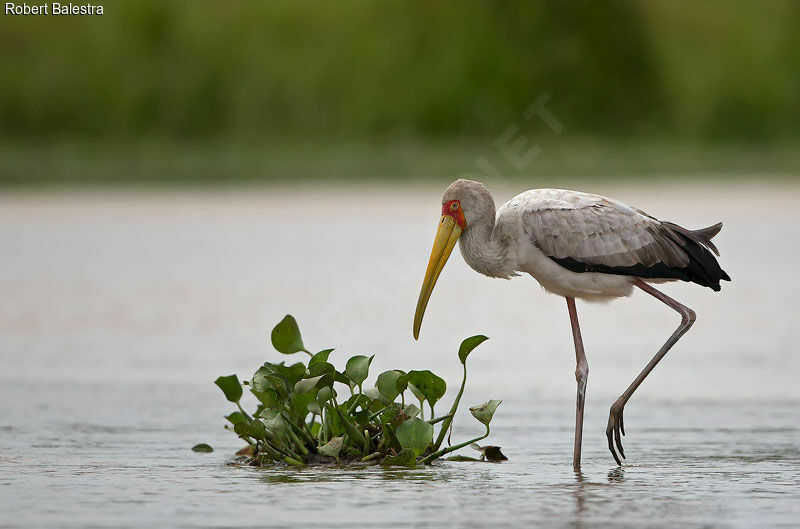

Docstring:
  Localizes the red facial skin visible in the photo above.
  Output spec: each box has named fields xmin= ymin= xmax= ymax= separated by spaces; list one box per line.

xmin=441 ymin=200 xmax=466 ymax=229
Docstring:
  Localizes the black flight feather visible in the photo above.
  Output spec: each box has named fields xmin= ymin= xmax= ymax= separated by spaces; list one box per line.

xmin=549 ymin=221 xmax=731 ymax=291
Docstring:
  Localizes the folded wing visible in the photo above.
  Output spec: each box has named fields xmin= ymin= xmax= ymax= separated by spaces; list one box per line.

xmin=522 ymin=194 xmax=730 ymax=291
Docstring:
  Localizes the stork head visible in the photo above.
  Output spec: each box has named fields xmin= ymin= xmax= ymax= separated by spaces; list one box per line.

xmin=441 ymin=178 xmax=494 ymax=227
xmin=413 ymin=179 xmax=492 ymax=339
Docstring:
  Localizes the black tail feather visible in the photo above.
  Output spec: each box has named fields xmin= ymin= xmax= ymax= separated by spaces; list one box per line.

xmin=548 ymin=220 xmax=731 ymax=291
xmin=662 ymin=221 xmax=730 ymax=290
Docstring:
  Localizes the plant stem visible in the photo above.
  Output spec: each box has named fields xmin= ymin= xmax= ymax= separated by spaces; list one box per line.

xmin=264 ymin=433 xmax=304 ymax=461
xmin=285 ymin=456 xmax=305 ymax=467
xmin=421 ymin=426 xmax=490 ymax=465
xmin=316 ymin=412 xmax=326 ymax=445
xmin=346 ymin=396 xmax=362 ymax=415
xmin=427 ymin=413 xmax=453 ymax=425
xmin=260 ymin=442 xmax=287 ymax=461
xmin=285 ymin=447 xmax=305 ymax=461
xmin=281 ymin=411 xmax=316 ymax=450
xmin=235 ymin=402 xmax=252 ymax=421
xmin=367 ymin=405 xmax=390 ymax=422
xmin=332 ymin=404 xmax=366 ymax=448
xmin=319 ymin=407 xmax=329 ymax=445
xmin=294 ymin=407 xmax=314 ymax=438
xmin=433 ymin=363 xmax=466 ymax=451
xmin=287 ymin=427 xmax=309 ymax=455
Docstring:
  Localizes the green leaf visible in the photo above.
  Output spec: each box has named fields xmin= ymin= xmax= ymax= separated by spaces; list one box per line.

xmin=376 ymin=370 xmax=405 ymax=401
xmin=402 ymin=403 xmax=420 ymax=419
xmin=317 ymin=385 xmax=337 ymax=403
xmin=381 ymin=423 xmax=402 ymax=453
xmin=251 ymin=365 xmax=294 ymax=398
xmin=345 ymin=355 xmax=374 ymax=386
xmin=334 ymin=370 xmax=351 ymax=386
xmin=271 ymin=315 xmax=305 ymax=354
xmin=346 ymin=393 xmax=372 ymax=408
xmin=333 ymin=406 xmax=366 ymax=448
xmin=250 ymin=366 xmax=277 ymax=393
xmin=446 ymin=455 xmax=481 ymax=462
xmin=309 ymin=348 xmax=334 ymax=366
xmin=225 ymin=411 xmax=248 ymax=425
xmin=191 ymin=443 xmax=213 ymax=453
xmin=352 ymin=409 xmax=371 ymax=426
xmin=291 ymin=389 xmax=317 ymax=420
xmin=249 ymin=419 xmax=268 ymax=441
xmin=407 ymin=370 xmax=447 ymax=408
xmin=214 ymin=374 xmax=243 ymax=403
xmin=395 ymin=373 xmax=409 ymax=395
xmin=309 ymin=421 xmax=321 ymax=437
xmin=363 ymin=386 xmax=389 ymax=404
xmin=458 ymin=335 xmax=489 ymax=365
xmin=381 ymin=448 xmax=417 ymax=468
xmin=251 ymin=388 xmax=280 ymax=409
xmin=308 ymin=361 xmax=333 ymax=376
xmin=260 ymin=409 xmax=289 ymax=440
xmin=345 ymin=393 xmax=373 ymax=414
xmin=380 ymin=406 xmax=400 ymax=424
xmin=409 ymin=383 xmax=425 ymax=403
xmin=308 ymin=361 xmax=335 ymax=387
xmin=233 ymin=419 xmax=267 ymax=442
xmin=469 ymin=399 xmax=502 ymax=426
xmin=271 ymin=362 xmax=307 ymax=387
xmin=295 ymin=375 xmax=325 ymax=394
xmin=319 ymin=436 xmax=344 ymax=459
xmin=395 ymin=417 xmax=433 ymax=457
xmin=233 ymin=421 xmax=251 ymax=438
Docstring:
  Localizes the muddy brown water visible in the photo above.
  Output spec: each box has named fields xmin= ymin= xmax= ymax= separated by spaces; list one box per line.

xmin=1 ymin=183 xmax=798 ymax=528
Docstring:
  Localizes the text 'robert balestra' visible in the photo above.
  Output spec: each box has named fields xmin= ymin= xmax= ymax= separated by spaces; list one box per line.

xmin=5 ymin=3 xmax=104 ymax=15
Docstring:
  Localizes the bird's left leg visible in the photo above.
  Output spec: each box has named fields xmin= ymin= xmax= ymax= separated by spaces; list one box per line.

xmin=566 ymin=297 xmax=588 ymax=471
xmin=606 ymin=278 xmax=696 ymax=465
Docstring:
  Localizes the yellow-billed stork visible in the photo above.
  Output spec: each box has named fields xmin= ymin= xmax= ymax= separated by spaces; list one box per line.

xmin=413 ymin=179 xmax=730 ymax=470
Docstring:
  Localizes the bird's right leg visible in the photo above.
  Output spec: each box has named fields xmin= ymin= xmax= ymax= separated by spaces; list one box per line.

xmin=606 ymin=278 xmax=696 ymax=465
xmin=566 ymin=296 xmax=588 ymax=471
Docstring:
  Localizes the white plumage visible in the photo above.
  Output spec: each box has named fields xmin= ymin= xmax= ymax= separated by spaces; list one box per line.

xmin=496 ymin=188 xmax=682 ymax=299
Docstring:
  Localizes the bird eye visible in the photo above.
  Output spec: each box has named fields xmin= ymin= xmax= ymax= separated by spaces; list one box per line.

xmin=451 ymin=202 xmax=460 ymax=211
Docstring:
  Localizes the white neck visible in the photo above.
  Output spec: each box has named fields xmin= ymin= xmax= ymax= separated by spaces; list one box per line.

xmin=458 ymin=211 xmax=512 ymax=279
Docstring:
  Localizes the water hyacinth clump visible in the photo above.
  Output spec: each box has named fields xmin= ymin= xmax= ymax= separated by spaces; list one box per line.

xmin=214 ymin=315 xmax=504 ymax=468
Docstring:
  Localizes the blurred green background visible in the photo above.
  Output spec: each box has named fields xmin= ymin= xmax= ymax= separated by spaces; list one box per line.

xmin=1 ymin=0 xmax=799 ymax=185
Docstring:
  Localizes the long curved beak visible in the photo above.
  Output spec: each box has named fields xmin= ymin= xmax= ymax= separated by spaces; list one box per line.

xmin=413 ymin=215 xmax=462 ymax=339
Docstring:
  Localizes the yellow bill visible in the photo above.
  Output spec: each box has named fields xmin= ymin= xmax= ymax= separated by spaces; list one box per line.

xmin=413 ymin=214 xmax=462 ymax=339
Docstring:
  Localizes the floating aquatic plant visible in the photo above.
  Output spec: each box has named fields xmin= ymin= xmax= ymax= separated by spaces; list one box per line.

xmin=214 ymin=315 xmax=504 ymax=468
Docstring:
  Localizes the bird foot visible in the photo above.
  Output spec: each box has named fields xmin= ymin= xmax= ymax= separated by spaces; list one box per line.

xmin=606 ymin=399 xmax=626 ymax=466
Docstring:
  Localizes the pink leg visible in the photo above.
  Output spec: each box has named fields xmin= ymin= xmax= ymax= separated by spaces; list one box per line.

xmin=566 ymin=297 xmax=588 ymax=471
xmin=606 ymin=278 xmax=696 ymax=465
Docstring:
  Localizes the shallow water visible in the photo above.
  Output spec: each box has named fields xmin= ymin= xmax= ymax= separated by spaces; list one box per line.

xmin=1 ymin=183 xmax=799 ymax=528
